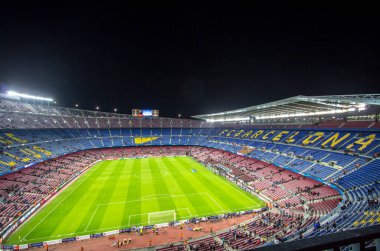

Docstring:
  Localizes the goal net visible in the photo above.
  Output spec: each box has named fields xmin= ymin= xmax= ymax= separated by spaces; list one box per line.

xmin=148 ymin=210 xmax=176 ymax=225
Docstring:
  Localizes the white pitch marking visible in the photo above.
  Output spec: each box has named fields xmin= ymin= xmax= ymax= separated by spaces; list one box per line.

xmin=22 ymin=168 xmax=94 ymax=241
xmin=205 ymin=193 xmax=225 ymax=212
xmin=100 ymin=192 xmax=208 ymax=206
xmin=22 ymin=203 xmax=261 ymax=243
xmin=84 ymin=204 xmax=100 ymax=231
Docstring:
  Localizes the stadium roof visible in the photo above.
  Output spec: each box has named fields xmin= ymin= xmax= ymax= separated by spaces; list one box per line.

xmin=192 ymin=94 xmax=380 ymax=122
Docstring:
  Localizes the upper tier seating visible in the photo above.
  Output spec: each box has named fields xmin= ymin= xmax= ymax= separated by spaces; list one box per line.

xmin=0 ymin=127 xmax=379 ymax=180
xmin=1 ymin=96 xmax=378 ymax=130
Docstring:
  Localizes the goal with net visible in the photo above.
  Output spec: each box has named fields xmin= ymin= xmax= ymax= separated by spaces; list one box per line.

xmin=148 ymin=210 xmax=177 ymax=225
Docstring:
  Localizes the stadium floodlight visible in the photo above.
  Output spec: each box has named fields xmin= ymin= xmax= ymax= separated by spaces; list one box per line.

xmin=75 ymin=104 xmax=79 ymax=108
xmin=207 ymin=117 xmax=250 ymax=122
xmin=7 ymin=91 xmax=53 ymax=102
xmin=255 ymin=107 xmax=364 ymax=120
xmin=96 ymin=106 xmax=100 ymax=110
xmin=114 ymin=108 xmax=118 ymax=112
xmin=358 ymin=103 xmax=366 ymax=111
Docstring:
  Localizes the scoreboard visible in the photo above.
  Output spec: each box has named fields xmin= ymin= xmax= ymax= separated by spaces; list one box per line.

xmin=132 ymin=109 xmax=159 ymax=117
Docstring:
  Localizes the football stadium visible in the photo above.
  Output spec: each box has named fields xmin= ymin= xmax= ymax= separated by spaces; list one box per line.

xmin=0 ymin=93 xmax=380 ymax=251
xmin=1 ymin=3 xmax=379 ymax=251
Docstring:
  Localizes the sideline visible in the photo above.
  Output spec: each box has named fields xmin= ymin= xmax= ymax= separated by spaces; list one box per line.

xmin=6 ymin=160 xmax=100 ymax=243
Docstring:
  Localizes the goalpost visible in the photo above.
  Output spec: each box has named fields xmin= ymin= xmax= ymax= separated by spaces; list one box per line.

xmin=148 ymin=210 xmax=177 ymax=225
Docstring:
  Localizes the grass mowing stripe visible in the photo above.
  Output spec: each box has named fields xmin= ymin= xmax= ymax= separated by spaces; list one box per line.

xmin=121 ymin=159 xmax=142 ymax=227
xmin=179 ymin=157 xmax=256 ymax=209
xmin=5 ymin=156 xmax=265 ymax=245
xmin=81 ymin=161 xmax=124 ymax=232
xmin=50 ymin=161 xmax=113 ymax=236
xmin=148 ymin=158 xmax=178 ymax=216
xmin=60 ymin=161 xmax=111 ymax=234
xmin=106 ymin=159 xmax=135 ymax=227
xmin=140 ymin=159 xmax=160 ymax=217
xmin=181 ymin=157 xmax=265 ymax=210
xmin=21 ymin=163 xmax=101 ymax=241
xmin=173 ymin=158 xmax=228 ymax=212
xmin=161 ymin=157 xmax=216 ymax=216
xmin=154 ymin=158 xmax=198 ymax=217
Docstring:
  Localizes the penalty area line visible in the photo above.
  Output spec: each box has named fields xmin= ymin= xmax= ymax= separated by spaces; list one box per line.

xmin=20 ymin=204 xmax=263 ymax=243
xmin=205 ymin=193 xmax=225 ymax=212
xmin=84 ymin=204 xmax=100 ymax=232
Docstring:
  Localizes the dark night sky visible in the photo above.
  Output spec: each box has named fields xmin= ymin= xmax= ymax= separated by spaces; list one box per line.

xmin=0 ymin=3 xmax=379 ymax=118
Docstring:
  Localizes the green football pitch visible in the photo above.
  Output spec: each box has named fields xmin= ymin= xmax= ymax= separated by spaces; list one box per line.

xmin=5 ymin=156 xmax=265 ymax=244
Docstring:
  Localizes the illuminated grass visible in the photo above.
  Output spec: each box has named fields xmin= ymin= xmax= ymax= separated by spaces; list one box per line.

xmin=5 ymin=156 xmax=265 ymax=244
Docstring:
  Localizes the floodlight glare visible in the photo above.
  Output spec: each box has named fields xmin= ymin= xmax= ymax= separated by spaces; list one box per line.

xmin=7 ymin=91 xmax=53 ymax=102
xmin=207 ymin=117 xmax=250 ymax=122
